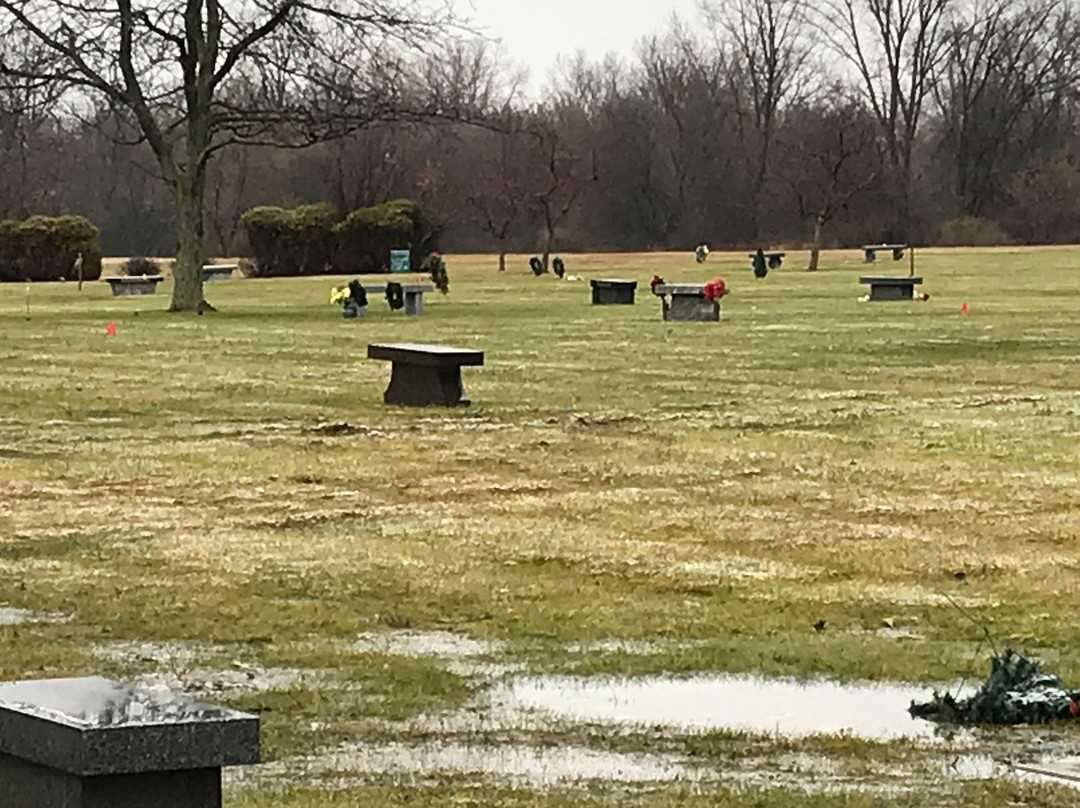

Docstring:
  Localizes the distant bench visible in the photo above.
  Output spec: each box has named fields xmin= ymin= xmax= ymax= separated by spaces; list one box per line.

xmin=860 ymin=275 xmax=923 ymax=300
xmin=862 ymin=244 xmax=907 ymax=263
xmin=749 ymin=251 xmax=785 ymax=269
xmin=362 ymin=282 xmax=434 ymax=315
xmin=105 ymin=276 xmax=164 ymax=296
xmin=367 ymin=342 xmax=484 ymax=406
xmin=202 ymin=264 xmax=237 ymax=281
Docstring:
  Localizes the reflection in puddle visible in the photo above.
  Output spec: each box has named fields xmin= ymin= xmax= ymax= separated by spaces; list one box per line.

xmin=488 ymin=674 xmax=966 ymax=741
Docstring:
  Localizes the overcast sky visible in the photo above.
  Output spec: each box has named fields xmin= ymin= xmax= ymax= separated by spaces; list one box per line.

xmin=453 ymin=0 xmax=702 ymax=92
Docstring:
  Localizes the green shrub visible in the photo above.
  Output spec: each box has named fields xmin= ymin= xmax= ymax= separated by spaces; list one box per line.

xmin=240 ymin=200 xmax=441 ymax=277
xmin=240 ymin=203 xmax=340 ymax=277
xmin=0 ymin=215 xmax=103 ymax=282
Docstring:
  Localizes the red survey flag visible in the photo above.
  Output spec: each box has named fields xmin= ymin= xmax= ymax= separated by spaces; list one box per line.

xmin=960 ymin=302 xmax=969 ymax=314
xmin=105 ymin=321 xmax=117 ymax=336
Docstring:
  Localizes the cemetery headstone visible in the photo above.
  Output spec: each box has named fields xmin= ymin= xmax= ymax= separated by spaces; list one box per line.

xmin=0 ymin=676 xmax=259 ymax=808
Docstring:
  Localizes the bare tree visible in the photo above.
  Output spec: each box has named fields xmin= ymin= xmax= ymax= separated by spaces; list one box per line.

xmin=701 ymin=0 xmax=811 ymax=239
xmin=0 ymin=0 xmax=452 ymax=311
xmin=934 ymin=0 xmax=1080 ymax=217
xmin=780 ymin=97 xmax=881 ymax=269
xmin=817 ymin=0 xmax=954 ymax=239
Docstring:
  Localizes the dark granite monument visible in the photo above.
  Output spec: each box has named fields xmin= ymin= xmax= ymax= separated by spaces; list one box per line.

xmin=859 ymin=275 xmax=924 ymax=300
xmin=590 ymin=279 xmax=637 ymax=305
xmin=367 ymin=343 xmax=484 ymax=406
xmin=653 ymin=283 xmax=720 ymax=321
xmin=105 ymin=276 xmax=164 ymax=296
xmin=0 ymin=676 xmax=259 ymax=808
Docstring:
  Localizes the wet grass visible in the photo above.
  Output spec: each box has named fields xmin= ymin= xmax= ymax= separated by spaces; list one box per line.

xmin=2 ymin=248 xmax=1080 ymax=803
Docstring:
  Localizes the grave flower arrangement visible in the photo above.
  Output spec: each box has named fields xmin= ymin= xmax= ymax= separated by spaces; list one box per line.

xmin=650 ymin=275 xmax=665 ymax=295
xmin=330 ymin=279 xmax=368 ymax=318
xmin=703 ymin=278 xmax=728 ymax=300
xmin=422 ymin=252 xmax=449 ymax=294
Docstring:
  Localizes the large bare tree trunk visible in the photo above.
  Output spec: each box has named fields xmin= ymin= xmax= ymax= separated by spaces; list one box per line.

xmin=170 ymin=178 xmax=209 ymax=312
xmin=808 ymin=213 xmax=824 ymax=270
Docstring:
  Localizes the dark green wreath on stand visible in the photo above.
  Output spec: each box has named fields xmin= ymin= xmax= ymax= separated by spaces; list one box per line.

xmin=386 ymin=281 xmax=405 ymax=310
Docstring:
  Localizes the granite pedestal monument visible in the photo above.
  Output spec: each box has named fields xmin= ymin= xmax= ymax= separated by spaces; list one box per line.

xmin=590 ymin=279 xmax=637 ymax=305
xmin=859 ymin=275 xmax=923 ymax=300
xmin=368 ymin=343 xmax=484 ymax=406
xmin=653 ymin=283 xmax=720 ymax=321
xmin=0 ymin=676 xmax=259 ymax=808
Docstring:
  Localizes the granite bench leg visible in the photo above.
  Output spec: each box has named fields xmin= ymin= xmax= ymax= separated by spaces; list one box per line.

xmin=0 ymin=753 xmax=221 ymax=808
xmin=869 ymin=283 xmax=914 ymax=300
xmin=384 ymin=362 xmax=469 ymax=406
xmin=404 ymin=291 xmax=424 ymax=315
xmin=864 ymin=250 xmax=876 ymax=263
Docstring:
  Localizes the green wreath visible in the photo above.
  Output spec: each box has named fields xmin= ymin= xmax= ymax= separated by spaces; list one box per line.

xmin=386 ymin=281 xmax=405 ymax=310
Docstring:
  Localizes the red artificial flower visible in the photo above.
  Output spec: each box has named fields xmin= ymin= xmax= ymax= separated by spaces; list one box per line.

xmin=703 ymin=278 xmax=728 ymax=301
xmin=1070 ymin=698 xmax=1079 ymax=717
xmin=650 ymin=275 xmax=665 ymax=295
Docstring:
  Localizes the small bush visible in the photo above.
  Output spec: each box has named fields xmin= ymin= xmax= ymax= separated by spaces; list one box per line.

xmin=0 ymin=215 xmax=103 ymax=282
xmin=122 ymin=256 xmax=161 ymax=276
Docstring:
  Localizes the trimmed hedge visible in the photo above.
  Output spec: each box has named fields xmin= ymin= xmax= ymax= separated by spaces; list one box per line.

xmin=240 ymin=203 xmax=338 ymax=277
xmin=0 ymin=215 xmax=103 ymax=282
xmin=241 ymin=200 xmax=440 ymax=277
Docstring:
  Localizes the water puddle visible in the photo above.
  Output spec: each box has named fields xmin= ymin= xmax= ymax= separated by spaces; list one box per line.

xmin=486 ymin=674 xmax=964 ymax=741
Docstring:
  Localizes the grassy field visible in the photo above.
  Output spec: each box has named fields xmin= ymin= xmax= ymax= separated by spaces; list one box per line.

xmin=1 ymin=248 xmax=1079 ymax=805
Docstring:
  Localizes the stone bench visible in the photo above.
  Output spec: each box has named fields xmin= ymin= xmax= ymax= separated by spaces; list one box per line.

xmin=749 ymin=251 xmax=785 ymax=269
xmin=105 ymin=276 xmax=164 ymax=296
xmin=590 ymin=279 xmax=637 ymax=305
xmin=202 ymin=264 xmax=237 ymax=282
xmin=362 ymin=283 xmax=434 ymax=315
xmin=654 ymin=283 xmax=720 ymax=321
xmin=0 ymin=675 xmax=259 ymax=808
xmin=368 ymin=343 xmax=484 ymax=406
xmin=862 ymin=244 xmax=907 ymax=263
xmin=859 ymin=275 xmax=923 ymax=300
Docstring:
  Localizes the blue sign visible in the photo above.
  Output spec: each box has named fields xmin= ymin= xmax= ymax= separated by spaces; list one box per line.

xmin=390 ymin=250 xmax=411 ymax=273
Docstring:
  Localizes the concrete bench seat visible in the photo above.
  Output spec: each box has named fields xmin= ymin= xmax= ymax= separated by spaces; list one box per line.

xmin=862 ymin=244 xmax=907 ymax=262
xmin=590 ymin=279 xmax=637 ymax=304
xmin=859 ymin=275 xmax=923 ymax=300
xmin=653 ymin=283 xmax=720 ymax=321
xmin=368 ymin=342 xmax=484 ymax=406
xmin=0 ymin=676 xmax=259 ymax=808
xmin=749 ymin=251 xmax=785 ymax=269
xmin=202 ymin=264 xmax=237 ymax=281
xmin=361 ymin=282 xmax=434 ymax=315
xmin=104 ymin=276 xmax=164 ymax=296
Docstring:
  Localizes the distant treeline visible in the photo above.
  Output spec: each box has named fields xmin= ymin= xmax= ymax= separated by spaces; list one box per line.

xmin=2 ymin=2 xmax=1079 ymax=262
